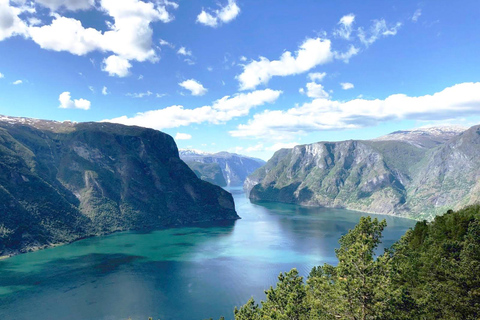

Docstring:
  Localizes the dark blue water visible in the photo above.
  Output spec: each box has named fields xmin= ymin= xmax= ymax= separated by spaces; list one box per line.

xmin=0 ymin=188 xmax=415 ymax=320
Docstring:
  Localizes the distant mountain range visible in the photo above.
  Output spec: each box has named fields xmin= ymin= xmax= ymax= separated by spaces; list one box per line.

xmin=179 ymin=149 xmax=265 ymax=187
xmin=0 ymin=115 xmax=237 ymax=257
xmin=245 ymin=125 xmax=480 ymax=220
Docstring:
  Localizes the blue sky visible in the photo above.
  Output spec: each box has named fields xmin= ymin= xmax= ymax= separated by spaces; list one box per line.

xmin=1 ymin=0 xmax=480 ymax=160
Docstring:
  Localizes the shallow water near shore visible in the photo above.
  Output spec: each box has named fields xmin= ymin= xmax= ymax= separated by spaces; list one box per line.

xmin=0 ymin=188 xmax=415 ymax=320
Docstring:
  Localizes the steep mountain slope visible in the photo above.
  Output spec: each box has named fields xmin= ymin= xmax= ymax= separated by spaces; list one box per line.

xmin=406 ymin=125 xmax=480 ymax=218
xmin=183 ymin=161 xmax=227 ymax=187
xmin=245 ymin=125 xmax=478 ymax=219
xmin=0 ymin=116 xmax=238 ymax=256
xmin=179 ymin=150 xmax=265 ymax=186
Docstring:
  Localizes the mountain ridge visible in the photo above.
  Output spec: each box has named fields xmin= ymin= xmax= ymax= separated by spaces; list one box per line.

xmin=180 ymin=149 xmax=265 ymax=187
xmin=0 ymin=115 xmax=238 ymax=257
xmin=245 ymin=125 xmax=479 ymax=220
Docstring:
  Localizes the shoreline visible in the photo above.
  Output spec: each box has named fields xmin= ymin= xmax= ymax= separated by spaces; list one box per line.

xmin=0 ymin=216 xmax=239 ymax=261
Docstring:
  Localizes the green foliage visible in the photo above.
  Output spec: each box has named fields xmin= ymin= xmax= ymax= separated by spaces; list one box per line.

xmin=232 ymin=207 xmax=480 ymax=320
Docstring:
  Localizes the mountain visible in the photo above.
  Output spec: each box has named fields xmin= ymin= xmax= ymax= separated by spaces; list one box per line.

xmin=0 ymin=115 xmax=238 ymax=257
xmin=179 ymin=150 xmax=265 ymax=187
xmin=183 ymin=161 xmax=227 ymax=187
xmin=245 ymin=125 xmax=478 ymax=219
xmin=374 ymin=125 xmax=466 ymax=148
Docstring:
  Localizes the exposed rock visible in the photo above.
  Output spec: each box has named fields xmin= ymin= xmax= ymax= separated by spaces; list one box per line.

xmin=0 ymin=116 xmax=238 ymax=257
xmin=180 ymin=150 xmax=265 ymax=186
xmin=246 ymin=125 xmax=480 ymax=220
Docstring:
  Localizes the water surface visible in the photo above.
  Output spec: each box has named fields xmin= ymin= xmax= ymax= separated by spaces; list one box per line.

xmin=0 ymin=188 xmax=415 ymax=320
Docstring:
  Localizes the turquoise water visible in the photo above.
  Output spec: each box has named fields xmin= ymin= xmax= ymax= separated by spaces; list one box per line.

xmin=0 ymin=188 xmax=415 ymax=320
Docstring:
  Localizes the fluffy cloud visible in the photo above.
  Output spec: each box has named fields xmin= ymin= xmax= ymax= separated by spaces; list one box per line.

xmin=333 ymin=13 xmax=355 ymax=40
xmin=230 ymin=82 xmax=480 ymax=140
xmin=35 ymin=0 xmax=94 ymax=11
xmin=300 ymin=82 xmax=329 ymax=99
xmin=8 ymin=0 xmax=177 ymax=76
xmin=340 ymin=82 xmax=354 ymax=90
xmin=177 ymin=46 xmax=191 ymax=56
xmin=12 ymin=79 xmax=22 ymax=85
xmin=174 ymin=132 xmax=192 ymax=140
xmin=0 ymin=0 xmax=28 ymax=41
xmin=308 ymin=72 xmax=327 ymax=82
xmin=58 ymin=91 xmax=91 ymax=110
xmin=197 ymin=0 xmax=240 ymax=28
xmin=358 ymin=19 xmax=402 ymax=46
xmin=102 ymin=55 xmax=132 ymax=77
xmin=237 ymin=37 xmax=333 ymax=90
xmin=179 ymin=79 xmax=207 ymax=96
xmin=0 ymin=72 xmax=4 ymax=78
xmin=102 ymin=86 xmax=108 ymax=95
xmin=105 ymin=89 xmax=282 ymax=130
xmin=300 ymin=72 xmax=329 ymax=99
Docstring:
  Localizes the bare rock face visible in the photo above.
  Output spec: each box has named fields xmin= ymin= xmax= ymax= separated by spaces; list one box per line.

xmin=0 ymin=116 xmax=238 ymax=256
xmin=245 ymin=125 xmax=480 ymax=220
xmin=179 ymin=150 xmax=265 ymax=187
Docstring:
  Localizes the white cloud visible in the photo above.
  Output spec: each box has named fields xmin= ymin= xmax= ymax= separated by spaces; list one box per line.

xmin=159 ymin=38 xmax=174 ymax=48
xmin=308 ymin=72 xmax=327 ymax=82
xmin=177 ymin=46 xmax=192 ymax=56
xmin=340 ymin=82 xmax=354 ymax=90
xmin=22 ymin=0 xmax=177 ymax=75
xmin=266 ymin=142 xmax=300 ymax=151
xmin=358 ymin=19 xmax=402 ymax=46
xmin=102 ymin=86 xmax=109 ymax=95
xmin=231 ymin=82 xmax=480 ymax=140
xmin=237 ymin=37 xmax=333 ymax=90
xmin=102 ymin=55 xmax=132 ymax=77
xmin=126 ymin=90 xmax=153 ymax=98
xmin=88 ymin=86 xmax=94 ymax=93
xmin=105 ymin=89 xmax=282 ymax=130
xmin=58 ymin=91 xmax=91 ymax=110
xmin=196 ymin=0 xmax=240 ymax=28
xmin=243 ymin=141 xmax=300 ymax=153
xmin=333 ymin=13 xmax=355 ymax=40
xmin=300 ymin=82 xmax=329 ymax=99
xmin=0 ymin=1 xmax=28 ymax=41
xmin=12 ymin=79 xmax=22 ymax=85
xmin=0 ymin=72 xmax=4 ymax=78
xmin=412 ymin=9 xmax=422 ymax=22
xmin=175 ymin=132 xmax=192 ymax=140
xmin=35 ymin=0 xmax=94 ymax=11
xmin=179 ymin=79 xmax=207 ymax=96
xmin=300 ymin=72 xmax=329 ymax=99
xmin=334 ymin=45 xmax=360 ymax=63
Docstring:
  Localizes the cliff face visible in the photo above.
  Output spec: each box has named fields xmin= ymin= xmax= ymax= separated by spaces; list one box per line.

xmin=180 ymin=150 xmax=265 ymax=187
xmin=246 ymin=126 xmax=480 ymax=220
xmin=406 ymin=125 xmax=480 ymax=218
xmin=0 ymin=116 xmax=237 ymax=256
xmin=183 ymin=161 xmax=227 ymax=187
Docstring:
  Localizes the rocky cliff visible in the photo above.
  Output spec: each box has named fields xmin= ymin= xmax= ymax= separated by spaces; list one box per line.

xmin=0 ymin=116 xmax=238 ymax=257
xmin=179 ymin=150 xmax=265 ymax=187
xmin=246 ymin=126 xmax=479 ymax=220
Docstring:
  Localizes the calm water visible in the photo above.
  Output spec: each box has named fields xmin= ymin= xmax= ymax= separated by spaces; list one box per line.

xmin=0 ymin=188 xmax=415 ymax=320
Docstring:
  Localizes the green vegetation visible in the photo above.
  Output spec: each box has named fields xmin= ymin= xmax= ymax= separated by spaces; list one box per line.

xmin=247 ymin=125 xmax=480 ymax=220
xmin=228 ymin=205 xmax=480 ymax=319
xmin=0 ymin=119 xmax=238 ymax=257
xmin=185 ymin=161 xmax=227 ymax=187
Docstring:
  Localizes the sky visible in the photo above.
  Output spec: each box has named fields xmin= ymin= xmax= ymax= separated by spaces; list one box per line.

xmin=1 ymin=0 xmax=480 ymax=160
